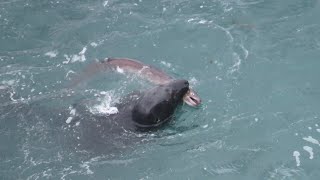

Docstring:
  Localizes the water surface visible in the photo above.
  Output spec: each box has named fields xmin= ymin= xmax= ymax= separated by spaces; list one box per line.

xmin=1 ymin=0 xmax=320 ymax=179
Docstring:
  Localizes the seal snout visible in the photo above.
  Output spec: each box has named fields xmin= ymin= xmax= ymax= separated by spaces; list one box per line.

xmin=172 ymin=79 xmax=201 ymax=107
xmin=183 ymin=90 xmax=201 ymax=107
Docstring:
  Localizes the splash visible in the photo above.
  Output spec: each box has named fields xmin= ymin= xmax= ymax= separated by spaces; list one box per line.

xmin=116 ymin=66 xmax=125 ymax=74
xmin=63 ymin=46 xmax=87 ymax=64
xmin=80 ymin=162 xmax=93 ymax=175
xmin=293 ymin=151 xmax=300 ymax=167
xmin=71 ymin=46 xmax=87 ymax=63
xmin=302 ymin=136 xmax=320 ymax=146
xmin=90 ymin=42 xmax=98 ymax=47
xmin=1 ymin=79 xmax=16 ymax=86
xmin=44 ymin=51 xmax=58 ymax=58
xmin=65 ymin=107 xmax=77 ymax=124
xmin=160 ymin=61 xmax=172 ymax=68
xmin=89 ymin=91 xmax=119 ymax=115
xmin=103 ymin=1 xmax=108 ymax=7
xmin=303 ymin=146 xmax=314 ymax=159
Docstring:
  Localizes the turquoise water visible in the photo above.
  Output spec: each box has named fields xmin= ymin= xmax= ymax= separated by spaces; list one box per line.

xmin=1 ymin=0 xmax=320 ymax=179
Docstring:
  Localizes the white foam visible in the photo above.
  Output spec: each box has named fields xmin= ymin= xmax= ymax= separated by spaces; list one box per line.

xmin=71 ymin=54 xmax=85 ymax=63
xmin=64 ymin=46 xmax=87 ymax=63
xmin=210 ymin=167 xmax=237 ymax=174
xmin=303 ymin=136 xmax=320 ymax=146
xmin=303 ymin=146 xmax=314 ymax=159
xmin=116 ymin=66 xmax=124 ymax=74
xmin=187 ymin=18 xmax=196 ymax=23
xmin=66 ymin=117 xmax=73 ymax=124
xmin=317 ymin=129 xmax=320 ymax=133
xmin=90 ymin=42 xmax=98 ymax=47
xmin=138 ymin=66 xmax=150 ymax=74
xmin=9 ymin=92 xmax=16 ymax=101
xmin=79 ymin=46 xmax=87 ymax=55
xmin=160 ymin=61 xmax=172 ymax=68
xmin=65 ymin=70 xmax=75 ymax=78
xmin=268 ymin=165 xmax=301 ymax=178
xmin=228 ymin=52 xmax=242 ymax=74
xmin=254 ymin=118 xmax=259 ymax=122
xmin=189 ymin=77 xmax=199 ymax=86
xmin=103 ymin=1 xmax=108 ymax=7
xmin=62 ymin=55 xmax=71 ymax=64
xmin=198 ymin=19 xmax=207 ymax=24
xmin=44 ymin=51 xmax=58 ymax=58
xmin=162 ymin=7 xmax=166 ymax=12
xmin=105 ymin=107 xmax=118 ymax=114
xmin=100 ymin=91 xmax=108 ymax=95
xmin=293 ymin=151 xmax=300 ymax=167
xmin=1 ymin=80 xmax=15 ymax=86
xmin=240 ymin=44 xmax=249 ymax=59
xmin=80 ymin=162 xmax=94 ymax=175
xmin=308 ymin=127 xmax=312 ymax=130
xmin=70 ymin=108 xmax=76 ymax=116
xmin=89 ymin=92 xmax=119 ymax=115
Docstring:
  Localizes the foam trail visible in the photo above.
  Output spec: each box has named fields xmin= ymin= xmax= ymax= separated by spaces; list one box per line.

xmin=302 ymin=136 xmax=320 ymax=146
xmin=44 ymin=51 xmax=58 ymax=58
xmin=293 ymin=151 xmax=300 ymax=167
xmin=303 ymin=146 xmax=314 ymax=159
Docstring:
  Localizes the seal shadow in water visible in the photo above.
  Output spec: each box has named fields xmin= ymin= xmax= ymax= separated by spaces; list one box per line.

xmin=0 ymin=79 xmax=190 ymax=156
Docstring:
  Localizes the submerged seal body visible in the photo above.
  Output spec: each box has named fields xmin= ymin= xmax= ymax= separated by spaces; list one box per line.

xmin=66 ymin=79 xmax=190 ymax=153
xmin=0 ymin=80 xmax=190 ymax=155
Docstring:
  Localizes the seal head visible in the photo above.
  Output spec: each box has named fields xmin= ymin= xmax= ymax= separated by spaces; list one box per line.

xmin=132 ymin=79 xmax=189 ymax=128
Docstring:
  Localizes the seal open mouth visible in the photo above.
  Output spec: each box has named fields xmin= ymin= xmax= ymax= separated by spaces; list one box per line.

xmin=183 ymin=89 xmax=201 ymax=107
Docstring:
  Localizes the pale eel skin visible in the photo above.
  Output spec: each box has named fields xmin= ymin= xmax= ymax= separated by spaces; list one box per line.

xmin=72 ymin=58 xmax=201 ymax=107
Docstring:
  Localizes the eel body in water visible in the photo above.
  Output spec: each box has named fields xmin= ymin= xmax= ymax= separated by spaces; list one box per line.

xmin=72 ymin=58 xmax=201 ymax=107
